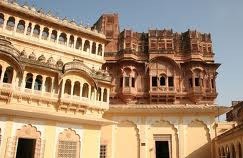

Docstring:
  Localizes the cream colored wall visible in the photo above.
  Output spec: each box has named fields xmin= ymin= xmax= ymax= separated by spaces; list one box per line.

xmin=101 ymin=114 xmax=215 ymax=158
xmin=0 ymin=116 xmax=102 ymax=158
xmin=115 ymin=121 xmax=140 ymax=158
xmin=81 ymin=125 xmax=101 ymax=158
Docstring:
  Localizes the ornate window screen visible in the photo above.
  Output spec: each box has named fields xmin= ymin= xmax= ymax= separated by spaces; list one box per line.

xmin=100 ymin=145 xmax=107 ymax=158
xmin=57 ymin=129 xmax=80 ymax=158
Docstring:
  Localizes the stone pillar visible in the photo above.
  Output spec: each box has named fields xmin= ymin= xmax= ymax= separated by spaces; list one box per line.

xmin=14 ymin=18 xmax=20 ymax=33
xmin=24 ymin=21 xmax=30 ymax=35
xmin=3 ymin=14 xmax=10 ymax=30
xmin=66 ymin=33 xmax=70 ymax=47
xmin=31 ymin=74 xmax=37 ymax=92
xmin=0 ymin=66 xmax=6 ymax=83
xmin=88 ymin=85 xmax=91 ymax=99
xmin=30 ymin=23 xmax=36 ymax=37
xmin=139 ymin=120 xmax=148 ymax=158
xmin=102 ymin=44 xmax=105 ymax=57
xmin=41 ymin=75 xmax=47 ymax=95
xmin=51 ymin=77 xmax=54 ymax=97
xmin=101 ymin=87 xmax=104 ymax=102
xmin=96 ymin=43 xmax=99 ymax=56
xmin=80 ymin=83 xmax=83 ymax=99
xmin=90 ymin=41 xmax=93 ymax=55
xmin=61 ymin=79 xmax=66 ymax=97
xmin=56 ymin=31 xmax=61 ymax=44
xmin=73 ymin=36 xmax=77 ymax=49
xmin=82 ymin=38 xmax=86 ymax=51
xmin=11 ymin=70 xmax=17 ymax=87
xmin=39 ymin=25 xmax=44 ymax=39
xmin=107 ymin=89 xmax=110 ymax=103
xmin=94 ymin=89 xmax=97 ymax=101
xmin=21 ymin=71 xmax=28 ymax=91
xmin=48 ymin=28 xmax=53 ymax=41
xmin=70 ymin=81 xmax=74 ymax=98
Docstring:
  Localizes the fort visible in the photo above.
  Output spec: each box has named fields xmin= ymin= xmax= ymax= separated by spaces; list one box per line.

xmin=0 ymin=1 xmax=242 ymax=158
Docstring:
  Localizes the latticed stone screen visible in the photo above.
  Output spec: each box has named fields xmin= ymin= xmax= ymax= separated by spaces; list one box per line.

xmin=100 ymin=145 xmax=107 ymax=158
xmin=57 ymin=140 xmax=78 ymax=158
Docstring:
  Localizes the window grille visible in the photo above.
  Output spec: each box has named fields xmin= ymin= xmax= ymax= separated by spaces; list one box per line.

xmin=57 ymin=141 xmax=78 ymax=158
xmin=100 ymin=145 xmax=107 ymax=158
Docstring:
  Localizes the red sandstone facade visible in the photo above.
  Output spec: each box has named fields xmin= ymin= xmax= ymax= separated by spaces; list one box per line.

xmin=93 ymin=14 xmax=219 ymax=105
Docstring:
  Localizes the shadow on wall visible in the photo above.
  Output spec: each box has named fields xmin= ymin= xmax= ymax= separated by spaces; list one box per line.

xmin=186 ymin=142 xmax=211 ymax=158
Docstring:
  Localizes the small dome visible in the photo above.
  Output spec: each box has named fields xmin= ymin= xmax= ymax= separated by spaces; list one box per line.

xmin=29 ymin=52 xmax=36 ymax=60
xmin=47 ymin=57 xmax=55 ymax=65
xmin=20 ymin=49 xmax=27 ymax=58
xmin=38 ymin=54 xmax=46 ymax=63
xmin=56 ymin=59 xmax=64 ymax=67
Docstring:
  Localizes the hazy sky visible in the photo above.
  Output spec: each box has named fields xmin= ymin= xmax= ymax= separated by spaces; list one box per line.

xmin=18 ymin=0 xmax=243 ymax=106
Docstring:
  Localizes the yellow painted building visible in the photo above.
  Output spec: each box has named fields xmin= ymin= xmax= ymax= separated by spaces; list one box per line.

xmin=0 ymin=1 xmax=231 ymax=158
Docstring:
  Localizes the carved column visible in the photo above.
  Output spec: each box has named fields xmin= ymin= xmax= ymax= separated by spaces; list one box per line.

xmin=95 ymin=43 xmax=99 ymax=56
xmin=79 ymin=83 xmax=83 ymax=99
xmin=94 ymin=88 xmax=97 ymax=101
xmin=82 ymin=38 xmax=86 ymax=51
xmin=21 ymin=71 xmax=28 ymax=91
xmin=14 ymin=17 xmax=20 ymax=33
xmin=48 ymin=28 xmax=53 ymax=41
xmin=102 ymin=44 xmax=105 ymax=57
xmin=31 ymin=74 xmax=37 ymax=92
xmin=88 ymin=85 xmax=91 ymax=100
xmin=24 ymin=21 xmax=30 ymax=35
xmin=70 ymin=81 xmax=74 ymax=98
xmin=30 ymin=23 xmax=36 ymax=37
xmin=61 ymin=79 xmax=66 ymax=97
xmin=100 ymin=87 xmax=104 ymax=102
xmin=3 ymin=14 xmax=10 ymax=30
xmin=66 ymin=33 xmax=70 ymax=47
xmin=51 ymin=77 xmax=54 ymax=97
xmin=39 ymin=25 xmax=44 ymax=39
xmin=0 ymin=66 xmax=6 ymax=83
xmin=73 ymin=36 xmax=77 ymax=49
xmin=107 ymin=89 xmax=110 ymax=103
xmin=56 ymin=31 xmax=61 ymax=44
xmin=11 ymin=70 xmax=17 ymax=87
xmin=41 ymin=75 xmax=47 ymax=95
xmin=90 ymin=41 xmax=93 ymax=55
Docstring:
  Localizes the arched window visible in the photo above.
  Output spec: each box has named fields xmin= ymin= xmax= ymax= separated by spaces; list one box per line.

xmin=96 ymin=87 xmax=101 ymax=101
xmin=6 ymin=16 xmax=15 ymax=30
xmin=25 ymin=73 xmax=33 ymax=89
xmin=34 ymin=75 xmax=42 ymax=91
xmin=98 ymin=44 xmax=102 ymax=56
xmin=51 ymin=30 xmax=57 ymax=42
xmin=83 ymin=40 xmax=90 ymax=52
xmin=82 ymin=83 xmax=89 ymax=98
xmin=160 ymin=76 xmax=166 ymax=86
xmin=33 ymin=25 xmax=40 ymax=37
xmin=45 ymin=77 xmax=52 ymax=92
xmin=64 ymin=79 xmax=71 ymax=95
xmin=59 ymin=33 xmax=67 ymax=45
xmin=3 ymin=66 xmax=13 ymax=83
xmin=73 ymin=81 xmax=80 ymax=96
xmin=16 ymin=20 xmax=25 ymax=33
xmin=41 ymin=27 xmax=49 ymax=40
xmin=91 ymin=42 xmax=96 ymax=54
xmin=75 ymin=37 xmax=82 ymax=50
xmin=69 ymin=35 xmax=74 ymax=47
xmin=57 ymin=129 xmax=80 ymax=158
xmin=0 ymin=13 xmax=4 ymax=26
xmin=26 ymin=23 xmax=32 ymax=35
xmin=103 ymin=88 xmax=107 ymax=102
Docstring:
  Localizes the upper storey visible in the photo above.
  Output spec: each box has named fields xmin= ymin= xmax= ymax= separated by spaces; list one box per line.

xmin=93 ymin=14 xmax=214 ymax=63
xmin=0 ymin=1 xmax=107 ymax=69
